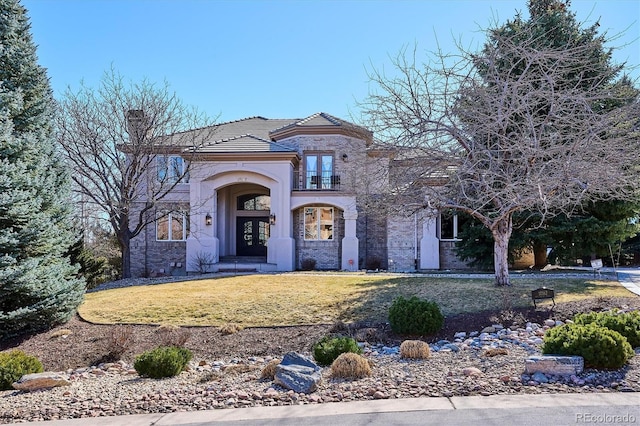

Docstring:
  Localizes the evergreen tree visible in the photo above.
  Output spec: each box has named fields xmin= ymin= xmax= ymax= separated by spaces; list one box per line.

xmin=0 ymin=0 xmax=84 ymax=340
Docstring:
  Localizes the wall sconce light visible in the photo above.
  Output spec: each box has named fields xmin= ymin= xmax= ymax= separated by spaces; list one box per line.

xmin=205 ymin=213 xmax=212 ymax=226
xmin=342 ymin=153 xmax=348 ymax=162
xmin=269 ymin=213 xmax=276 ymax=225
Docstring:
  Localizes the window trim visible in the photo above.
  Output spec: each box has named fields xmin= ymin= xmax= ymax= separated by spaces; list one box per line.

xmin=304 ymin=206 xmax=334 ymax=241
xmin=156 ymin=211 xmax=188 ymax=242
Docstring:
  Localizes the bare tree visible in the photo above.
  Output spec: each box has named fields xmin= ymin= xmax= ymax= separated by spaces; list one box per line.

xmin=360 ymin=2 xmax=640 ymax=286
xmin=56 ymin=68 xmax=216 ymax=278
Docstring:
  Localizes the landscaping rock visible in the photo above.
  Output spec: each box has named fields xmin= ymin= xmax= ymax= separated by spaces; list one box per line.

xmin=525 ymin=355 xmax=584 ymax=376
xmin=274 ymin=352 xmax=322 ymax=394
xmin=12 ymin=372 xmax=71 ymax=391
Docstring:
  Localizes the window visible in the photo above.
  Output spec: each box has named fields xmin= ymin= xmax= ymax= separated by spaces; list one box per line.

xmin=157 ymin=156 xmax=188 ymax=183
xmin=304 ymin=207 xmax=333 ymax=240
xmin=156 ymin=212 xmax=188 ymax=241
xmin=438 ymin=210 xmax=460 ymax=240
xmin=237 ymin=194 xmax=270 ymax=211
xmin=305 ymin=153 xmax=333 ymax=189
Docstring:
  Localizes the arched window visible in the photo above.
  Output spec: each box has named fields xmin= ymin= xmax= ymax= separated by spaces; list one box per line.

xmin=237 ymin=194 xmax=270 ymax=211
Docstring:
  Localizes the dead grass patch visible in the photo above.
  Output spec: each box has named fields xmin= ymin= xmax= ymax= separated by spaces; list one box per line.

xmin=78 ymin=273 xmax=632 ymax=327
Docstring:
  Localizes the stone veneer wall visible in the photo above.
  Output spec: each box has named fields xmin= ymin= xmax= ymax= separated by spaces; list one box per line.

xmin=357 ymin=208 xmax=388 ymax=270
xmin=439 ymin=241 xmax=473 ymax=270
xmin=386 ymin=215 xmax=418 ymax=272
xmin=293 ymin=206 xmax=343 ymax=270
xmin=274 ymin=134 xmax=368 ymax=196
xmin=129 ymin=202 xmax=189 ymax=278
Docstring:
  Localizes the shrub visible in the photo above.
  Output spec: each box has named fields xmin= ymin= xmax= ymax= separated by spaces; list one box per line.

xmin=101 ymin=325 xmax=135 ymax=362
xmin=574 ymin=311 xmax=640 ymax=348
xmin=330 ymin=353 xmax=372 ymax=379
xmin=0 ymin=350 xmax=44 ymax=390
xmin=260 ymin=359 xmax=281 ymax=380
xmin=542 ymin=323 xmax=634 ymax=369
xmin=399 ymin=340 xmax=431 ymax=359
xmin=219 ymin=323 xmax=243 ymax=336
xmin=301 ymin=258 xmax=316 ymax=271
xmin=134 ymin=346 xmax=193 ymax=379
xmin=313 ymin=336 xmax=362 ymax=366
xmin=388 ymin=296 xmax=444 ymax=336
xmin=156 ymin=324 xmax=192 ymax=347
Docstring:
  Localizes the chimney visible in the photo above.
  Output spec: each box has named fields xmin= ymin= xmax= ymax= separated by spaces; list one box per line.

xmin=126 ymin=109 xmax=148 ymax=142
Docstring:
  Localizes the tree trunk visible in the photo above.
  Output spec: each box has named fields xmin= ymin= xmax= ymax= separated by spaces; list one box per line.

xmin=492 ymin=216 xmax=513 ymax=286
xmin=118 ymin=232 xmax=132 ymax=279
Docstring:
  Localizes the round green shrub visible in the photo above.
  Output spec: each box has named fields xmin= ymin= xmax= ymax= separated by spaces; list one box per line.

xmin=0 ymin=350 xmax=44 ymax=390
xmin=388 ymin=296 xmax=444 ymax=336
xmin=574 ymin=310 xmax=640 ymax=348
xmin=134 ymin=346 xmax=193 ymax=379
xmin=542 ymin=323 xmax=634 ymax=369
xmin=313 ymin=336 xmax=362 ymax=366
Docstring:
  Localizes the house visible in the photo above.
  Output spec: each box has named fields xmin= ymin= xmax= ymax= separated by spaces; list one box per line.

xmin=129 ymin=112 xmax=481 ymax=278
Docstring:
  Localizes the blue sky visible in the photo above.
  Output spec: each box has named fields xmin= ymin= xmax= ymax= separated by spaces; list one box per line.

xmin=23 ymin=0 xmax=640 ymax=124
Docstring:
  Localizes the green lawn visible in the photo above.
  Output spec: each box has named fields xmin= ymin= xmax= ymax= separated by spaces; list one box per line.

xmin=78 ymin=273 xmax=634 ymax=326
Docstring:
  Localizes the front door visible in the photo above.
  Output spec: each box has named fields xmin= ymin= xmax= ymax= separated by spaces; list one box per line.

xmin=236 ymin=217 xmax=269 ymax=257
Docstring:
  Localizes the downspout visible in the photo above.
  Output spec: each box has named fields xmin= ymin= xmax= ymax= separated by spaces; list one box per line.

xmin=414 ymin=212 xmax=418 ymax=270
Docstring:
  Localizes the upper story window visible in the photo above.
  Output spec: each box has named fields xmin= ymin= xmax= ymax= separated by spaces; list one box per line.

xmin=305 ymin=153 xmax=334 ymax=189
xmin=237 ymin=194 xmax=270 ymax=211
xmin=157 ymin=155 xmax=188 ymax=183
xmin=304 ymin=207 xmax=334 ymax=240
xmin=156 ymin=212 xmax=188 ymax=241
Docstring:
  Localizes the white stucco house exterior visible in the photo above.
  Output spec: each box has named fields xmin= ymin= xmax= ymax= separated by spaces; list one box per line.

xmin=129 ymin=112 xmax=477 ymax=278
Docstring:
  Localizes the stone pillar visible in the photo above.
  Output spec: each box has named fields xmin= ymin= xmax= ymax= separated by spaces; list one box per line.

xmin=186 ymin=185 xmax=219 ymax=273
xmin=420 ymin=216 xmax=440 ymax=269
xmin=267 ymin=177 xmax=295 ymax=271
xmin=341 ymin=210 xmax=359 ymax=271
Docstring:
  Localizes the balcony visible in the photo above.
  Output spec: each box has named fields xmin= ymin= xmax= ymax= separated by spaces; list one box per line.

xmin=293 ymin=171 xmax=341 ymax=191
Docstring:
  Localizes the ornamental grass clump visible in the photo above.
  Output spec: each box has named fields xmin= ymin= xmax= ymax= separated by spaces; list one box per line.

xmin=542 ymin=323 xmax=634 ymax=369
xmin=134 ymin=346 xmax=193 ymax=379
xmin=0 ymin=350 xmax=43 ymax=390
xmin=388 ymin=296 xmax=444 ymax=336
xmin=313 ymin=336 xmax=362 ymax=366
xmin=399 ymin=340 xmax=431 ymax=359
xmin=573 ymin=310 xmax=640 ymax=348
xmin=260 ymin=359 xmax=281 ymax=380
xmin=330 ymin=352 xmax=372 ymax=379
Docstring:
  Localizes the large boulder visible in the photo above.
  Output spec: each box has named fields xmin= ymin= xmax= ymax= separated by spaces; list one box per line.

xmin=525 ymin=355 xmax=584 ymax=376
xmin=274 ymin=352 xmax=322 ymax=394
xmin=12 ymin=372 xmax=71 ymax=391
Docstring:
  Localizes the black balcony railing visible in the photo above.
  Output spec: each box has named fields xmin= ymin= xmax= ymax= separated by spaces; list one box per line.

xmin=293 ymin=171 xmax=341 ymax=190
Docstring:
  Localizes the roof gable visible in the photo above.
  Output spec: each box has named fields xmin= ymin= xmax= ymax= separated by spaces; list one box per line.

xmin=268 ymin=112 xmax=373 ymax=143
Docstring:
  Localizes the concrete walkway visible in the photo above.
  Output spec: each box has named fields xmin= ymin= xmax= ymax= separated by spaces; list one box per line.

xmin=7 ymin=393 xmax=640 ymax=426
xmin=616 ymin=268 xmax=640 ymax=296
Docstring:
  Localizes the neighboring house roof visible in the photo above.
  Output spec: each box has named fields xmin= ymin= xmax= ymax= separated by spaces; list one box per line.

xmin=196 ymin=134 xmax=295 ymax=153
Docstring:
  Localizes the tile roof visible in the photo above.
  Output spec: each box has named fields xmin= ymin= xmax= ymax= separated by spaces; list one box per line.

xmin=196 ymin=134 xmax=295 ymax=153
xmin=172 ymin=113 xmax=370 ymax=152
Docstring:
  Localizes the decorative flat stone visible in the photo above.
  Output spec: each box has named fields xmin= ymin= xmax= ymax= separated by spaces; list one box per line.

xmin=12 ymin=372 xmax=71 ymax=391
xmin=525 ymin=355 xmax=584 ymax=376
